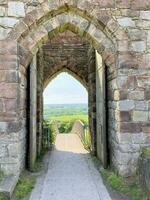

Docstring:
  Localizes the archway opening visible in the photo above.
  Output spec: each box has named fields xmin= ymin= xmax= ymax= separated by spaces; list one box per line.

xmin=26 ymin=29 xmax=110 ymax=172
xmin=43 ymin=71 xmax=89 ymax=140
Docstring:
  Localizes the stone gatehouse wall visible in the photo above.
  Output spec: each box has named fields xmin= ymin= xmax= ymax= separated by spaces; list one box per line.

xmin=0 ymin=0 xmax=150 ymax=178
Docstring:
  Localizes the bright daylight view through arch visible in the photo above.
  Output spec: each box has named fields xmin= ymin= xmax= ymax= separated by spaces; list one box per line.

xmin=43 ymin=72 xmax=89 ymax=137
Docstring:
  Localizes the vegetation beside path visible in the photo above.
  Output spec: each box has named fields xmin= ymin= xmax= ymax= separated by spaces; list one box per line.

xmin=13 ymin=172 xmax=36 ymax=200
xmin=92 ymin=156 xmax=150 ymax=200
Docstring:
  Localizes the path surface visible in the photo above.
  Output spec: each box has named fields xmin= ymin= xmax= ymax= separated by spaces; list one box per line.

xmin=29 ymin=134 xmax=112 ymax=200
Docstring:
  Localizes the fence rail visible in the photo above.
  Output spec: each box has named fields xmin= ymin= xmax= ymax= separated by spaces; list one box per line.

xmin=71 ymin=120 xmax=90 ymax=149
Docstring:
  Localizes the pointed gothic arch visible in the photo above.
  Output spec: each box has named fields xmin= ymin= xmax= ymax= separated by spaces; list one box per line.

xmin=44 ymin=67 xmax=88 ymax=90
xmin=0 ymin=2 xmax=139 ymax=178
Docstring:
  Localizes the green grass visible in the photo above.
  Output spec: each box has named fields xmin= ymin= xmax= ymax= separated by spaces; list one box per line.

xmin=0 ymin=196 xmax=6 ymax=200
xmin=33 ymin=156 xmax=44 ymax=172
xmin=0 ymin=172 xmax=7 ymax=200
xmin=14 ymin=172 xmax=36 ymax=200
xmin=102 ymin=170 xmax=141 ymax=199
xmin=92 ymin=156 xmax=150 ymax=200
xmin=33 ymin=148 xmax=49 ymax=172
xmin=50 ymin=114 xmax=88 ymax=124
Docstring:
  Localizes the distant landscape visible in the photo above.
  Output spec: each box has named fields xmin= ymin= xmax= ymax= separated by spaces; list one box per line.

xmin=44 ymin=104 xmax=88 ymax=121
xmin=44 ymin=104 xmax=88 ymax=133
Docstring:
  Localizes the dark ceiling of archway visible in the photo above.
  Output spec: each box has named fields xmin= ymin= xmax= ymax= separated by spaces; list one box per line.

xmin=42 ymin=31 xmax=93 ymax=88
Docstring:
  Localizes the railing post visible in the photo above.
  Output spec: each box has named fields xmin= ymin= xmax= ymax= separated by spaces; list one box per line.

xmin=48 ymin=128 xmax=51 ymax=148
xmin=43 ymin=125 xmax=51 ymax=149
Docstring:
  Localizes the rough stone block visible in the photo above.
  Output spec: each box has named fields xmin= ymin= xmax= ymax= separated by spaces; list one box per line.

xmin=0 ymin=144 xmax=8 ymax=158
xmin=129 ymin=91 xmax=145 ymax=100
xmin=4 ymin=99 xmax=18 ymax=112
xmin=137 ymin=76 xmax=150 ymax=89
xmin=115 ymin=111 xmax=131 ymax=122
xmin=0 ymin=61 xmax=18 ymax=70
xmin=8 ymin=143 xmax=20 ymax=158
xmin=119 ymin=122 xmax=142 ymax=133
xmin=114 ymin=90 xmax=128 ymax=100
xmin=7 ymin=121 xmax=22 ymax=133
xmin=48 ymin=0 xmax=59 ymax=10
xmin=0 ymin=18 xmax=18 ymax=28
xmin=0 ymin=27 xmax=11 ymax=40
xmin=0 ymin=122 xmax=7 ymax=133
xmin=140 ymin=11 xmax=150 ymax=20
xmin=0 ymin=83 xmax=18 ymax=98
xmin=116 ymin=0 xmax=130 ymax=8
xmin=0 ymin=6 xmax=5 ymax=16
xmin=8 ymin=2 xmax=25 ymax=17
xmin=0 ymin=99 xmax=3 ymax=112
xmin=117 ymin=17 xmax=135 ymax=27
xmin=117 ymin=100 xmax=134 ymax=111
xmin=131 ymin=41 xmax=146 ymax=52
xmin=114 ymin=150 xmax=132 ymax=165
xmin=132 ymin=133 xmax=146 ymax=144
xmin=117 ymin=76 xmax=136 ymax=90
xmin=133 ymin=111 xmax=149 ymax=122
xmin=135 ymin=101 xmax=148 ymax=111
xmin=0 ymin=41 xmax=18 ymax=55
xmin=147 ymin=31 xmax=150 ymax=43
xmin=128 ymin=29 xmax=146 ymax=41
xmin=118 ymin=40 xmax=129 ymax=52
xmin=0 ymin=71 xmax=18 ymax=83
xmin=142 ymin=125 xmax=150 ymax=133
xmin=0 ymin=175 xmax=19 ymax=199
xmin=143 ymin=53 xmax=150 ymax=68
xmin=117 ymin=132 xmax=132 ymax=144
xmin=145 ymin=91 xmax=150 ymax=100
xmin=118 ymin=143 xmax=140 ymax=153
xmin=117 ymin=164 xmax=135 ymax=177
xmin=131 ymin=0 xmax=150 ymax=10
xmin=91 ymin=0 xmax=115 ymax=8
xmin=136 ymin=20 xmax=150 ymax=29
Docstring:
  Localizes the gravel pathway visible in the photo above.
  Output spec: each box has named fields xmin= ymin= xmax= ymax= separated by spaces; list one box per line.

xmin=29 ymin=134 xmax=112 ymax=200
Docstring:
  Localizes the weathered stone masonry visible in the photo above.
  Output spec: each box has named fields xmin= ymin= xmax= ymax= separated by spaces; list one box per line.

xmin=0 ymin=0 xmax=150 ymax=178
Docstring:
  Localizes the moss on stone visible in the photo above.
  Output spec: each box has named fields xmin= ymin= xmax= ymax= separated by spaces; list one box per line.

xmin=142 ymin=147 xmax=150 ymax=156
xmin=142 ymin=147 xmax=150 ymax=157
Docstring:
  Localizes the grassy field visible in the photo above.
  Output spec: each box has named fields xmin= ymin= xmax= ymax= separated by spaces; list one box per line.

xmin=49 ymin=114 xmax=88 ymax=124
xmin=44 ymin=104 xmax=88 ymax=133
xmin=49 ymin=114 xmax=88 ymax=133
xmin=44 ymin=104 xmax=88 ymax=119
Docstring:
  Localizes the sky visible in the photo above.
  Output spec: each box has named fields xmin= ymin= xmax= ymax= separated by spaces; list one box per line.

xmin=43 ymin=72 xmax=88 ymax=104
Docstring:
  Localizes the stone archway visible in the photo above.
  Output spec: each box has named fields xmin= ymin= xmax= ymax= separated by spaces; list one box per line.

xmin=13 ymin=8 xmax=118 ymax=174
xmin=0 ymin=1 xmax=148 ymax=178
